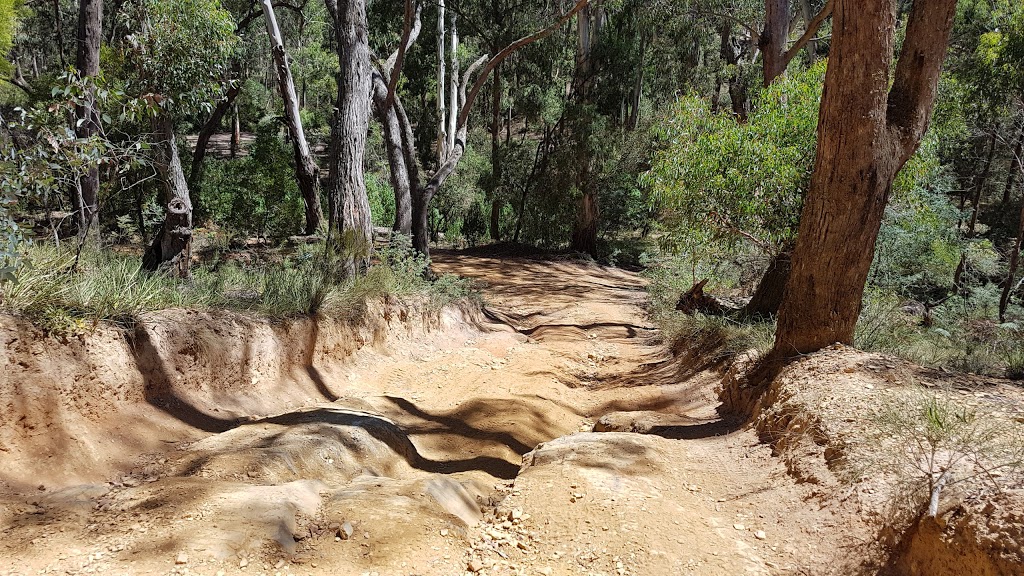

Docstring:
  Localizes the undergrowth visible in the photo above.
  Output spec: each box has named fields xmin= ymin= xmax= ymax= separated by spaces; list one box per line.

xmin=864 ymin=390 xmax=1024 ymax=528
xmin=0 ymin=239 xmax=475 ymax=334
xmin=643 ymin=253 xmax=775 ymax=361
xmin=644 ymin=252 xmax=1024 ymax=379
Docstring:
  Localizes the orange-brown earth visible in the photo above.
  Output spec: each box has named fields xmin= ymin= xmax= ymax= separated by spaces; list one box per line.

xmin=1 ymin=252 xmax=1021 ymax=576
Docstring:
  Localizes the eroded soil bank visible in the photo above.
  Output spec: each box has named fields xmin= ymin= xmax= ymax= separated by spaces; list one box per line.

xmin=1 ymin=252 xmax=1021 ymax=576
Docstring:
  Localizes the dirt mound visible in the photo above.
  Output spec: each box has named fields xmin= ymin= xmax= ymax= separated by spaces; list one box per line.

xmin=0 ymin=301 xmax=477 ymax=488
xmin=725 ymin=346 xmax=1024 ymax=575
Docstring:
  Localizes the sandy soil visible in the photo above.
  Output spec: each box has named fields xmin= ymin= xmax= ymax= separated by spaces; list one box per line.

xmin=0 ymin=251 xmax=987 ymax=576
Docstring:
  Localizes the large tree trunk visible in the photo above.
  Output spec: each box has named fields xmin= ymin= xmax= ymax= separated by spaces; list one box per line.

xmin=772 ymin=0 xmax=957 ymax=358
xmin=571 ymin=185 xmax=600 ymax=257
xmin=761 ymin=0 xmax=833 ymax=87
xmin=189 ymin=82 xmax=240 ymax=216
xmin=143 ymin=115 xmax=193 ymax=278
xmin=325 ymin=0 xmax=374 ymax=276
xmin=569 ymin=0 xmax=601 ymax=257
xmin=761 ymin=0 xmax=789 ymax=86
xmin=74 ymin=0 xmax=102 ymax=243
xmin=261 ymin=0 xmax=324 ymax=235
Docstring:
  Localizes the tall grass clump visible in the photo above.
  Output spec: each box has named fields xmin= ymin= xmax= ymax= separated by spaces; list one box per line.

xmin=0 ymin=238 xmax=476 ymax=332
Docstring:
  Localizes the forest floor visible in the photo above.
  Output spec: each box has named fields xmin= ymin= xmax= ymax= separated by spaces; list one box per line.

xmin=1 ymin=251 xmax=1019 ymax=576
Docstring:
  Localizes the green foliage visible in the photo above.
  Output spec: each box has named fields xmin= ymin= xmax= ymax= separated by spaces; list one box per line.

xmin=0 ymin=72 xmax=148 ymax=277
xmin=645 ymin=62 xmax=824 ymax=260
xmin=199 ymin=122 xmax=305 ymax=237
xmin=872 ymin=141 xmax=963 ymax=302
xmin=868 ymin=390 xmax=1024 ymax=523
xmin=117 ymin=0 xmax=238 ymax=116
xmin=0 ymin=0 xmax=16 ymax=76
xmin=366 ymin=172 xmax=396 ymax=230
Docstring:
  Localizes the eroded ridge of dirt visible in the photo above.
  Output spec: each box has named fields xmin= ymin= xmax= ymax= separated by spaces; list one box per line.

xmin=5 ymin=251 xmax=1011 ymax=576
xmin=725 ymin=347 xmax=1024 ymax=576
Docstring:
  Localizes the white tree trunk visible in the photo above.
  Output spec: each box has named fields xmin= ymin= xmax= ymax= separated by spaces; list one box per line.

xmin=447 ymin=13 xmax=459 ymax=157
xmin=261 ymin=0 xmax=323 ymax=234
xmin=437 ymin=0 xmax=447 ymax=163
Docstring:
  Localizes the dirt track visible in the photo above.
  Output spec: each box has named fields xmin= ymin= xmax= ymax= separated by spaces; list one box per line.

xmin=0 ymin=253 xmax=873 ymax=575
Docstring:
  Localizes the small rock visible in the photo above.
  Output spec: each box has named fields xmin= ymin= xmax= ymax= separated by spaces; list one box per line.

xmin=175 ymin=553 xmax=188 ymax=565
xmin=733 ymin=524 xmax=745 ymax=531
xmin=275 ymin=559 xmax=286 ymax=569
xmin=511 ymin=508 xmax=523 ymax=520
xmin=239 ymin=558 xmax=249 ymax=568
xmin=468 ymin=559 xmax=484 ymax=573
xmin=440 ymin=529 xmax=449 ymax=537
xmin=539 ymin=568 xmax=553 ymax=576
xmin=755 ymin=530 xmax=766 ymax=540
xmin=337 ymin=521 xmax=354 ymax=540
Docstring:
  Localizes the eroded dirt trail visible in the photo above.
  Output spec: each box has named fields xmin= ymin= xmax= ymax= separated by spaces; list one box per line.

xmin=1 ymin=254 xmax=855 ymax=576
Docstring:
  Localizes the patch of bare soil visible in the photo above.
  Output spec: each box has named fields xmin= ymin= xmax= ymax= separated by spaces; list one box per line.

xmin=1 ymin=250 xmax=1018 ymax=576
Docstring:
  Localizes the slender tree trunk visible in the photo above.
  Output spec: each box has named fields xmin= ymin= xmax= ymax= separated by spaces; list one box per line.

xmin=230 ymin=104 xmax=240 ymax=158
xmin=189 ymin=83 xmax=241 ymax=216
xmin=489 ymin=61 xmax=502 ymax=241
xmin=800 ymin=0 xmax=819 ymax=63
xmin=1000 ymin=195 xmax=1024 ymax=322
xmin=372 ymin=73 xmax=413 ymax=234
xmin=325 ymin=0 xmax=374 ymax=275
xmin=447 ymin=15 xmax=459 ymax=158
xmin=1002 ymin=124 xmax=1024 ymax=206
xmin=719 ymin=22 xmax=749 ymax=120
xmin=75 ymin=0 xmax=102 ymax=243
xmin=437 ymin=0 xmax=448 ymax=164
xmin=626 ymin=36 xmax=645 ymax=131
xmin=261 ymin=0 xmax=324 ymax=235
xmin=143 ymin=115 xmax=193 ymax=278
xmin=966 ymin=129 xmax=997 ymax=236
xmin=53 ymin=0 xmax=67 ymax=67
xmin=772 ymin=0 xmax=957 ymax=357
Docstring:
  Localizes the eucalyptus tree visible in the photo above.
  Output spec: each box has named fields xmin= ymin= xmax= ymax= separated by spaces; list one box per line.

xmin=773 ymin=0 xmax=958 ymax=357
xmin=74 ymin=0 xmax=102 ymax=242
xmin=120 ymin=0 xmax=238 ymax=278
xmin=260 ymin=0 xmax=324 ymax=235
xmin=368 ymin=0 xmax=591 ymax=259
xmin=324 ymin=0 xmax=374 ymax=275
